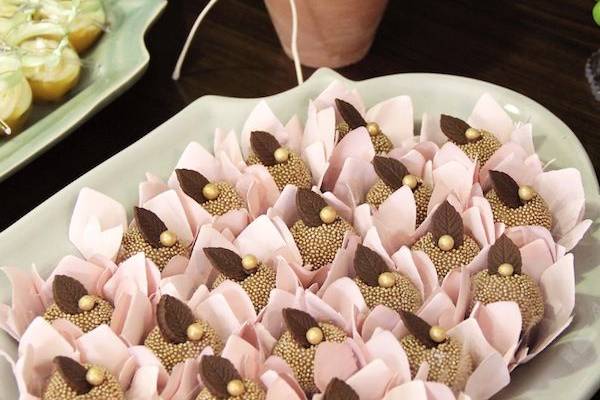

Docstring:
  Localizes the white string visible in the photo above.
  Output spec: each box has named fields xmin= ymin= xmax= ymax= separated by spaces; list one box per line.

xmin=171 ymin=0 xmax=220 ymax=80
xmin=0 ymin=119 xmax=12 ymax=136
xmin=288 ymin=0 xmax=303 ymax=85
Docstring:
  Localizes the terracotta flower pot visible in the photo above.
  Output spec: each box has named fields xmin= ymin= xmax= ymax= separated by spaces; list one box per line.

xmin=264 ymin=0 xmax=388 ymax=68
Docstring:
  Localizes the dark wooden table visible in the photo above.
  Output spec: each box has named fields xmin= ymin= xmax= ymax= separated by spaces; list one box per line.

xmin=1 ymin=0 xmax=599 ymax=232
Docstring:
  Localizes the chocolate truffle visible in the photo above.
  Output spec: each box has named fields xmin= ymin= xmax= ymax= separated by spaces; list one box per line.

xmin=335 ymin=98 xmax=393 ymax=154
xmin=440 ymin=114 xmax=501 ymax=165
xmin=176 ymin=168 xmax=245 ymax=216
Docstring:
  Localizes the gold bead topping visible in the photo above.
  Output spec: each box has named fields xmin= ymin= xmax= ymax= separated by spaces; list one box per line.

xmin=85 ymin=366 xmax=105 ymax=386
xmin=306 ymin=326 xmax=324 ymax=345
xmin=429 ymin=325 xmax=447 ymax=343
xmin=498 ymin=263 xmax=514 ymax=277
xmin=437 ymin=234 xmax=455 ymax=251
xmin=241 ymin=254 xmax=259 ymax=270
xmin=518 ymin=185 xmax=535 ymax=202
xmin=274 ymin=147 xmax=290 ymax=163
xmin=378 ymin=272 xmax=396 ymax=288
xmin=319 ymin=205 xmax=337 ymax=224
xmin=159 ymin=230 xmax=177 ymax=247
xmin=202 ymin=183 xmax=220 ymax=200
xmin=402 ymin=174 xmax=418 ymax=190
xmin=465 ymin=128 xmax=481 ymax=141
xmin=186 ymin=322 xmax=204 ymax=341
xmin=227 ymin=379 xmax=246 ymax=396
xmin=366 ymin=122 xmax=380 ymax=136
xmin=78 ymin=295 xmax=96 ymax=312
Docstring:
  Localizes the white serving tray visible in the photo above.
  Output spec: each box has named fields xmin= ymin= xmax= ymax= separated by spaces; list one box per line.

xmin=0 ymin=69 xmax=598 ymax=399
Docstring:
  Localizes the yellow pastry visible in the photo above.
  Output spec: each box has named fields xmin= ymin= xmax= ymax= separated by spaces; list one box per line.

xmin=0 ymin=53 xmax=32 ymax=136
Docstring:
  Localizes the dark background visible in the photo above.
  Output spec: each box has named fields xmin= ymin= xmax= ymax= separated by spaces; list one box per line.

xmin=1 ymin=0 xmax=599 ymax=230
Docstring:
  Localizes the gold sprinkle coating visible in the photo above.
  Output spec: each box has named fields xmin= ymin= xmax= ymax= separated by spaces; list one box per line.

xmin=469 ymin=270 xmax=544 ymax=331
xmin=144 ymin=321 xmax=223 ymax=373
xmin=485 ymin=189 xmax=552 ymax=229
xmin=43 ymin=296 xmax=113 ymax=333
xmin=201 ymin=181 xmax=245 ymax=216
xmin=290 ymin=218 xmax=354 ymax=270
xmin=400 ymin=335 xmax=472 ymax=391
xmin=354 ymin=272 xmax=422 ymax=313
xmin=196 ymin=379 xmax=266 ymax=400
xmin=336 ymin=122 xmax=393 ymax=154
xmin=366 ymin=178 xmax=432 ymax=226
xmin=212 ymin=263 xmax=276 ymax=313
xmin=42 ymin=364 xmax=124 ymax=400
xmin=247 ymin=151 xmax=312 ymax=191
xmin=411 ymin=233 xmax=481 ymax=283
xmin=456 ymin=130 xmax=501 ymax=166
xmin=118 ymin=226 xmax=188 ymax=271
xmin=272 ymin=322 xmax=347 ymax=394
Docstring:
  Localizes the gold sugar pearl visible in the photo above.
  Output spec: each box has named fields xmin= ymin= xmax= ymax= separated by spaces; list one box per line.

xmin=306 ymin=327 xmax=324 ymax=345
xmin=227 ymin=379 xmax=246 ymax=396
xmin=498 ymin=263 xmax=514 ymax=277
xmin=402 ymin=174 xmax=418 ymax=190
xmin=202 ymin=183 xmax=220 ymax=200
xmin=518 ymin=185 xmax=535 ymax=202
xmin=437 ymin=234 xmax=455 ymax=251
xmin=378 ymin=272 xmax=396 ymax=288
xmin=367 ymin=121 xmax=380 ymax=136
xmin=319 ymin=206 xmax=337 ymax=224
xmin=186 ymin=322 xmax=205 ymax=341
xmin=429 ymin=326 xmax=447 ymax=343
xmin=465 ymin=127 xmax=481 ymax=141
xmin=78 ymin=295 xmax=96 ymax=312
xmin=85 ymin=366 xmax=105 ymax=386
xmin=159 ymin=230 xmax=177 ymax=247
xmin=274 ymin=147 xmax=290 ymax=163
xmin=241 ymin=254 xmax=258 ymax=270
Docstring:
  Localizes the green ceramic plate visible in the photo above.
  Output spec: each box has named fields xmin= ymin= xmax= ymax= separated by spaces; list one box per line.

xmin=0 ymin=69 xmax=598 ymax=399
xmin=0 ymin=0 xmax=167 ymax=181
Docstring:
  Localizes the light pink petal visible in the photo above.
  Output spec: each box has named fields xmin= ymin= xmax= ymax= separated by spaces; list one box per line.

xmin=18 ymin=317 xmax=76 ymax=363
xmin=362 ymin=305 xmax=401 ymax=341
xmin=212 ymin=208 xmax=250 ymax=237
xmin=474 ymin=302 xmax=521 ymax=359
xmin=447 ymin=319 xmax=495 ymax=364
xmin=384 ymin=380 xmax=429 ymax=400
xmin=77 ymin=325 xmax=129 ymax=376
xmin=111 ymin=289 xmax=153 ymax=345
xmin=237 ymin=164 xmax=281 ymax=218
xmin=139 ymin=180 xmax=169 ymax=207
xmin=366 ymin=96 xmax=414 ymax=147
xmin=222 ymin=335 xmax=261 ymax=380
xmin=209 ymin=281 xmax=257 ymax=323
xmin=167 ymin=141 xmax=218 ymax=187
xmin=467 ymin=93 xmax=513 ymax=143
xmin=303 ymin=141 xmax=329 ymax=187
xmin=241 ymin=101 xmax=286 ymax=158
xmin=425 ymin=382 xmax=458 ymax=400
xmin=313 ymin=342 xmax=358 ymax=392
xmin=313 ymin=80 xmax=364 ymax=117
xmin=419 ymin=113 xmax=446 ymax=146
xmin=196 ymin=292 xmax=246 ymax=340
xmin=303 ymin=103 xmax=335 ymax=158
xmin=373 ymin=186 xmax=416 ymax=253
xmin=346 ymin=359 xmax=393 ymax=400
xmin=162 ymin=358 xmax=201 ymax=400
xmin=126 ymin=365 xmax=161 ymax=400
xmin=234 ymin=215 xmax=288 ymax=260
xmin=534 ymin=169 xmax=585 ymax=234
xmin=537 ymin=254 xmax=575 ymax=335
xmin=321 ymin=277 xmax=368 ymax=320
xmin=366 ymin=330 xmax=411 ymax=382
xmin=0 ymin=267 xmax=44 ymax=339
xmin=464 ymin=352 xmax=510 ymax=400
xmin=143 ymin=190 xmax=194 ymax=244
xmin=214 ymin=128 xmax=245 ymax=169
xmin=69 ymin=188 xmax=127 ymax=261
xmin=263 ymin=372 xmax=305 ymax=400
xmin=558 ymin=219 xmax=592 ymax=252
xmin=322 ymin=128 xmax=375 ymax=191
xmin=333 ymin=158 xmax=378 ymax=208
xmin=511 ymin=122 xmax=535 ymax=154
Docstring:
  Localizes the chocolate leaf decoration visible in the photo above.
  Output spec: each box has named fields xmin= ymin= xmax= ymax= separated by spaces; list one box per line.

xmin=54 ymin=356 xmax=92 ymax=395
xmin=399 ymin=311 xmax=438 ymax=349
xmin=431 ymin=200 xmax=464 ymax=247
xmin=323 ymin=377 xmax=359 ymax=400
xmin=487 ymin=235 xmax=523 ymax=275
xmin=296 ymin=188 xmax=328 ymax=227
xmin=282 ymin=308 xmax=319 ymax=348
xmin=354 ymin=244 xmax=389 ymax=286
xmin=373 ymin=156 xmax=409 ymax=191
xmin=335 ymin=98 xmax=367 ymax=130
xmin=440 ymin=114 xmax=470 ymax=145
xmin=157 ymin=294 xmax=195 ymax=344
xmin=176 ymin=168 xmax=210 ymax=204
xmin=53 ymin=275 xmax=88 ymax=315
xmin=134 ymin=206 xmax=168 ymax=248
xmin=200 ymin=355 xmax=241 ymax=398
xmin=489 ymin=170 xmax=523 ymax=209
xmin=204 ymin=247 xmax=248 ymax=281
xmin=250 ymin=130 xmax=280 ymax=166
